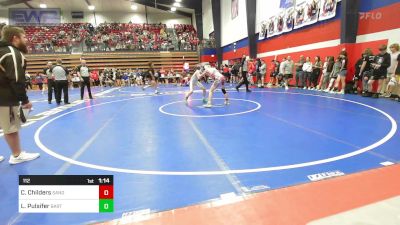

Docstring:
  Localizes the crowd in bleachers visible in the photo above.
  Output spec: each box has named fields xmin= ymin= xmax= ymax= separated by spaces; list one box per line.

xmin=25 ymin=23 xmax=91 ymax=53
xmin=175 ymin=24 xmax=199 ymax=51
xmin=87 ymin=23 xmax=169 ymax=51
xmin=23 ymin=22 xmax=198 ymax=53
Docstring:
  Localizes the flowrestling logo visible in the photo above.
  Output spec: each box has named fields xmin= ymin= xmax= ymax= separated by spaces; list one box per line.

xmin=9 ymin=8 xmax=61 ymax=25
xmin=307 ymin=170 xmax=345 ymax=181
xmin=359 ymin=12 xmax=383 ymax=20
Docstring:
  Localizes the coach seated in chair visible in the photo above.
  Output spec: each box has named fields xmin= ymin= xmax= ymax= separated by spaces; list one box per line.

xmin=71 ymin=74 xmax=81 ymax=88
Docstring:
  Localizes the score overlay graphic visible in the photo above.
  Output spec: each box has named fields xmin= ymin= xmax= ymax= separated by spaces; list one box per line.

xmin=19 ymin=175 xmax=114 ymax=213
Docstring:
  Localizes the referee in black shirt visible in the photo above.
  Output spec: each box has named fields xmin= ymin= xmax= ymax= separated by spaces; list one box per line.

xmin=236 ymin=54 xmax=251 ymax=92
xmin=51 ymin=59 xmax=70 ymax=105
xmin=44 ymin=61 xmax=56 ymax=104
xmin=77 ymin=59 xmax=93 ymax=100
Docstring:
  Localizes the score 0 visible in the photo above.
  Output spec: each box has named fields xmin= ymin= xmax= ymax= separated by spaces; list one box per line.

xmin=99 ymin=184 xmax=113 ymax=213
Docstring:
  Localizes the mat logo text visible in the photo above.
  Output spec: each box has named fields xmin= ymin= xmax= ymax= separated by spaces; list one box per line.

xmin=307 ymin=170 xmax=345 ymax=181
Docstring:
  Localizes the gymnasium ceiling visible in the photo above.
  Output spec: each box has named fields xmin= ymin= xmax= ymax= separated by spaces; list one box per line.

xmin=0 ymin=0 xmax=199 ymax=17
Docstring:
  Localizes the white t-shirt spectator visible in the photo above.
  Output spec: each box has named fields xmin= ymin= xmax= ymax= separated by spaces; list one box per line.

xmin=388 ymin=51 xmax=400 ymax=74
xmin=183 ymin=62 xmax=189 ymax=71
xmin=322 ymin=61 xmax=328 ymax=74
xmin=279 ymin=60 xmax=286 ymax=74
xmin=302 ymin=62 xmax=313 ymax=72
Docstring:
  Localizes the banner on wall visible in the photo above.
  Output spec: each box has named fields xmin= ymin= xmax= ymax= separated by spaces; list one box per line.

xmin=303 ymin=0 xmax=320 ymax=26
xmin=283 ymin=7 xmax=295 ymax=33
xmin=276 ymin=11 xmax=285 ymax=35
xmin=266 ymin=16 xmax=277 ymax=38
xmin=294 ymin=0 xmax=320 ymax=29
xmin=231 ymin=0 xmax=239 ymax=19
xmin=259 ymin=21 xmax=268 ymax=40
xmin=319 ymin=0 xmax=337 ymax=21
xmin=258 ymin=0 xmax=337 ymax=39
xmin=279 ymin=0 xmax=295 ymax=33
xmin=294 ymin=0 xmax=307 ymax=29
xmin=9 ymin=8 xmax=61 ymax=25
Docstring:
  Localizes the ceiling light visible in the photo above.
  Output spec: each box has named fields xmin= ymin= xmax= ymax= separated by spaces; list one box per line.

xmin=88 ymin=5 xmax=95 ymax=11
xmin=175 ymin=0 xmax=182 ymax=2
xmin=173 ymin=2 xmax=180 ymax=7
xmin=171 ymin=7 xmax=176 ymax=12
xmin=39 ymin=3 xmax=47 ymax=8
xmin=131 ymin=4 xmax=138 ymax=10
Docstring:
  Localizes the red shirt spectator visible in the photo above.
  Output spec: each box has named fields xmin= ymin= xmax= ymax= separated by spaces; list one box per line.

xmin=91 ymin=71 xmax=99 ymax=81
xmin=248 ymin=60 xmax=256 ymax=74
xmin=270 ymin=61 xmax=277 ymax=74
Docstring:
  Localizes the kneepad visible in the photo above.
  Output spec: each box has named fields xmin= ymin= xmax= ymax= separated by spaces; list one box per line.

xmin=222 ymin=88 xmax=227 ymax=94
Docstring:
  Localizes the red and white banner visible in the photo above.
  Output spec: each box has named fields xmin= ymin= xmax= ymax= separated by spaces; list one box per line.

xmin=294 ymin=0 xmax=307 ymax=29
xmin=295 ymin=0 xmax=320 ymax=29
xmin=304 ymin=0 xmax=320 ymax=26
xmin=267 ymin=16 xmax=277 ymax=38
xmin=259 ymin=21 xmax=268 ymax=40
xmin=283 ymin=7 xmax=295 ymax=33
xmin=276 ymin=11 xmax=286 ymax=35
xmin=259 ymin=0 xmax=337 ymax=39
xmin=319 ymin=0 xmax=337 ymax=21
